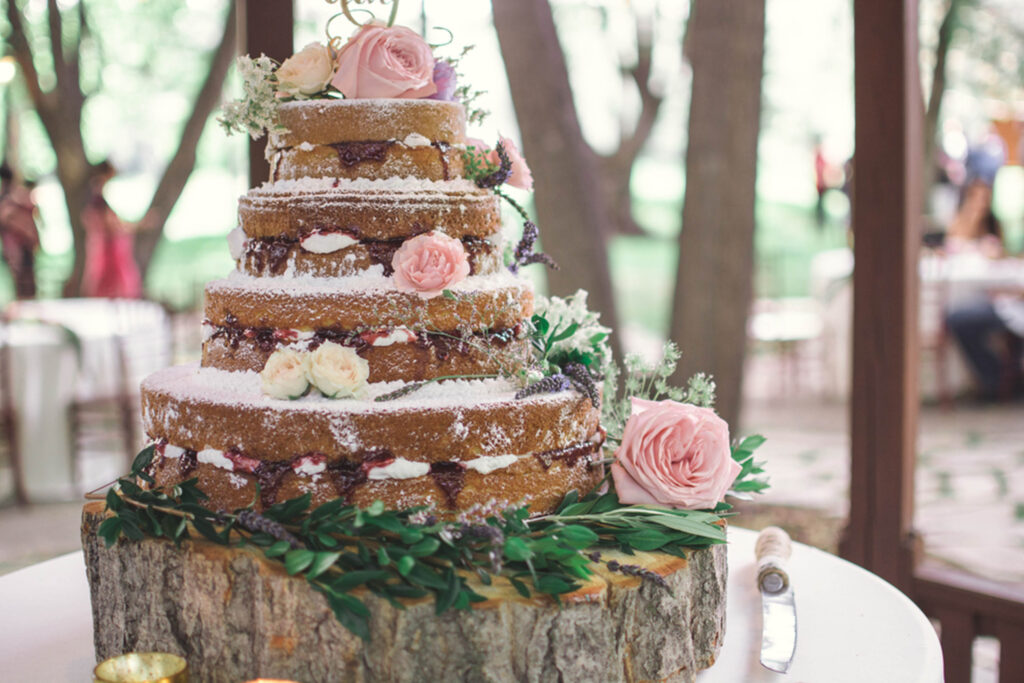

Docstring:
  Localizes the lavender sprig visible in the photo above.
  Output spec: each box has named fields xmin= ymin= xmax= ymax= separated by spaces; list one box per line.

xmin=515 ymin=373 xmax=572 ymax=400
xmin=509 ymin=220 xmax=558 ymax=273
xmin=605 ymin=558 xmax=671 ymax=591
xmin=475 ymin=142 xmax=512 ymax=189
xmin=237 ymin=509 xmax=301 ymax=549
xmin=563 ymin=362 xmax=600 ymax=409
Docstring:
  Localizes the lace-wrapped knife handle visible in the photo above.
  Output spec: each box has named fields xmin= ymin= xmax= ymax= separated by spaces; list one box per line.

xmin=756 ymin=526 xmax=792 ymax=593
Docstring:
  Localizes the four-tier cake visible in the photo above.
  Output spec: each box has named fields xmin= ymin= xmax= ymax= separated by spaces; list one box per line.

xmin=140 ymin=98 xmax=604 ymax=518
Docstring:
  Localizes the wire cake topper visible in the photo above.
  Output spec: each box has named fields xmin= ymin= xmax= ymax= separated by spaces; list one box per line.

xmin=327 ymin=0 xmax=400 ymax=31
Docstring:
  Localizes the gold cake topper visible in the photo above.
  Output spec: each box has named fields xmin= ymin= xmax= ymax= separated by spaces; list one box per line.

xmin=327 ymin=0 xmax=400 ymax=29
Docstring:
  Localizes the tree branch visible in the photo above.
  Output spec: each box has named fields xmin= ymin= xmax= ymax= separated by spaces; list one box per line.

xmin=134 ymin=1 xmax=238 ymax=274
xmin=46 ymin=0 xmax=69 ymax=91
xmin=5 ymin=1 xmax=49 ymax=113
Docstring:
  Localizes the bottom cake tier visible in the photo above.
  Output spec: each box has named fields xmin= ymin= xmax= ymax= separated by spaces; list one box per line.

xmin=141 ymin=365 xmax=604 ymax=516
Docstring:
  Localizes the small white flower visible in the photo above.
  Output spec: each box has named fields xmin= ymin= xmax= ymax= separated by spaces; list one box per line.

xmin=276 ymin=43 xmax=335 ymax=97
xmin=260 ymin=348 xmax=311 ymax=400
xmin=307 ymin=342 xmax=370 ymax=399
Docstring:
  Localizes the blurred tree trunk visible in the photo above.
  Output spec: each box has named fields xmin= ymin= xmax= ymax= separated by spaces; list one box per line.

xmin=5 ymin=0 xmax=235 ymax=296
xmin=669 ymin=0 xmax=765 ymax=428
xmin=134 ymin=1 xmax=237 ymax=276
xmin=922 ymin=0 xmax=964 ymax=206
xmin=492 ymin=0 xmax=622 ymax=352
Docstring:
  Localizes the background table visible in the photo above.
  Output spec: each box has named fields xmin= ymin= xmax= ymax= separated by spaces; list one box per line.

xmin=4 ymin=298 xmax=171 ymax=501
xmin=0 ymin=528 xmax=942 ymax=682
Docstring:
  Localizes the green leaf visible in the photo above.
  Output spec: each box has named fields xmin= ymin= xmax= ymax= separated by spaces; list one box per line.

xmin=408 ymin=538 xmax=441 ymax=557
xmin=553 ymin=489 xmax=578 ymax=514
xmin=536 ymin=575 xmax=575 ymax=595
xmin=284 ymin=549 xmax=315 ymax=575
xmin=105 ymin=488 xmax=124 ymax=512
xmin=435 ymin=569 xmax=461 ymax=615
xmin=131 ymin=444 xmax=156 ymax=475
xmin=331 ymin=569 xmax=392 ymax=592
xmin=327 ymin=594 xmax=370 ymax=641
xmin=503 ymin=537 xmax=533 ymax=562
xmin=589 ymin=492 xmax=620 ymax=514
xmin=364 ymin=500 xmax=385 ymax=517
xmin=442 ymin=289 xmax=457 ymax=301
xmin=549 ymin=322 xmax=580 ymax=343
xmin=307 ymin=551 xmax=342 ymax=579
xmin=619 ymin=528 xmax=670 ymax=551
xmin=531 ymin=314 xmax=549 ymax=336
xmin=555 ymin=525 xmax=599 ymax=549
xmin=266 ymin=540 xmax=292 ymax=558
xmin=397 ymin=555 xmax=416 ymax=577
xmin=98 ymin=517 xmax=123 ymax=547
xmin=407 ymin=562 xmax=447 ymax=590
xmin=508 ymin=576 xmax=531 ymax=599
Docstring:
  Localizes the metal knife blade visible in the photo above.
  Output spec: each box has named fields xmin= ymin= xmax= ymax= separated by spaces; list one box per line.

xmin=755 ymin=526 xmax=797 ymax=673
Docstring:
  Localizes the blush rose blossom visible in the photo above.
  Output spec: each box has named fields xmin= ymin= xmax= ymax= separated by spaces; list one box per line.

xmin=260 ymin=348 xmax=311 ymax=400
xmin=611 ymin=398 xmax=740 ymax=510
xmin=276 ymin=43 xmax=335 ymax=97
xmin=331 ymin=22 xmax=437 ymax=99
xmin=391 ymin=231 xmax=470 ymax=298
xmin=307 ymin=342 xmax=370 ymax=399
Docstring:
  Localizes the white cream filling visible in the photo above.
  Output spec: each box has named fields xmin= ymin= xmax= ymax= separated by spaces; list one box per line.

xmin=227 ymin=226 xmax=247 ymax=261
xmin=300 ymin=231 xmax=359 ymax=254
xmin=152 ymin=443 xmax=529 ymax=480
xmin=369 ymin=327 xmax=417 ymax=346
xmin=293 ymin=457 xmax=327 ymax=476
xmin=402 ymin=132 xmax=432 ymax=148
xmin=198 ymin=447 xmax=233 ymax=470
xmin=367 ymin=459 xmax=431 ymax=480
xmin=463 ymin=454 xmax=520 ymax=474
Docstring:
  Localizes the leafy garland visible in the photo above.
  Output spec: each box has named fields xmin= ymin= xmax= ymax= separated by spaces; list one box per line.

xmin=98 ymin=438 xmax=766 ymax=640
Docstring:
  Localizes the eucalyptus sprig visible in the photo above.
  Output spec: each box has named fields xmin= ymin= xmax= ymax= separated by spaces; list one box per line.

xmin=96 ymin=439 xmax=766 ymax=640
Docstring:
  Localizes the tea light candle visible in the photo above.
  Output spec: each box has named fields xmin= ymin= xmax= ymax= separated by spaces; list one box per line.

xmin=93 ymin=652 xmax=188 ymax=683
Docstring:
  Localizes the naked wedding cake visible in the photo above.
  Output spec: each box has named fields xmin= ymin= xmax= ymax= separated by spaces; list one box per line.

xmin=140 ymin=91 xmax=604 ymax=517
xmin=84 ymin=8 xmax=767 ymax=681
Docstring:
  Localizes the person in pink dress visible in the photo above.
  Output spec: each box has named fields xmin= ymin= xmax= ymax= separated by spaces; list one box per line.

xmin=81 ymin=160 xmax=141 ymax=299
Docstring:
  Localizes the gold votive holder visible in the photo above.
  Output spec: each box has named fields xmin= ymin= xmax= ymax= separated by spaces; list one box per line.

xmin=93 ymin=652 xmax=188 ymax=683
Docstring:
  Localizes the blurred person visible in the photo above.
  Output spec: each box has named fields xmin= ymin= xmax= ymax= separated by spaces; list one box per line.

xmin=944 ymin=180 xmax=1004 ymax=259
xmin=0 ymin=165 xmax=41 ymax=299
xmin=947 ymin=294 xmax=1023 ymax=401
xmin=82 ymin=160 xmax=142 ymax=299
xmin=813 ymin=138 xmax=829 ymax=228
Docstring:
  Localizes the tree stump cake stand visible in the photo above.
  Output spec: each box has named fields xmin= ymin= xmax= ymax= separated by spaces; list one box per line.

xmin=82 ymin=502 xmax=727 ymax=683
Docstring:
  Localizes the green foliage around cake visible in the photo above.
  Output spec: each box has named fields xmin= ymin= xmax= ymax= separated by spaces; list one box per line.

xmin=97 ymin=441 xmax=767 ymax=640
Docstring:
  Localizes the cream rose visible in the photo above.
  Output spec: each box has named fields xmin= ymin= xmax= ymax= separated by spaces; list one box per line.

xmin=260 ymin=348 xmax=311 ymax=400
xmin=276 ymin=43 xmax=335 ymax=97
xmin=611 ymin=398 xmax=740 ymax=510
xmin=391 ymin=231 xmax=470 ymax=298
xmin=331 ymin=22 xmax=437 ymax=99
xmin=307 ymin=342 xmax=370 ymax=399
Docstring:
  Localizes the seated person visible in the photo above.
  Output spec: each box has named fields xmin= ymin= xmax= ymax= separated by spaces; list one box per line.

xmin=947 ymin=295 xmax=1023 ymax=400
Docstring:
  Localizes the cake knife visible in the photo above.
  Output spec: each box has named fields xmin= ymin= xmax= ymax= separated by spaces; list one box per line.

xmin=755 ymin=526 xmax=797 ymax=673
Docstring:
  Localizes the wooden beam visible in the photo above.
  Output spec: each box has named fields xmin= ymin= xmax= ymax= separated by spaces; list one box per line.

xmin=238 ymin=0 xmax=294 ymax=186
xmin=840 ymin=0 xmax=922 ymax=592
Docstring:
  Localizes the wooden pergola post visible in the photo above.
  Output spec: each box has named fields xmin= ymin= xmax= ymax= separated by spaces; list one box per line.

xmin=840 ymin=0 xmax=923 ymax=593
xmin=239 ymin=0 xmax=294 ymax=186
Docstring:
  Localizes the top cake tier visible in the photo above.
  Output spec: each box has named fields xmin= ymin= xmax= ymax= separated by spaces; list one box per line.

xmin=266 ymin=99 xmax=468 ymax=183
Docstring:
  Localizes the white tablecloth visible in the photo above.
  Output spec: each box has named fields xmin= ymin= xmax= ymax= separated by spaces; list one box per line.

xmin=0 ymin=528 xmax=942 ymax=682
xmin=4 ymin=298 xmax=171 ymax=501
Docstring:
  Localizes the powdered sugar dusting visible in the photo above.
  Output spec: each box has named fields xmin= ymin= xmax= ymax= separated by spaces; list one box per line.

xmin=143 ymin=364 xmax=569 ymax=415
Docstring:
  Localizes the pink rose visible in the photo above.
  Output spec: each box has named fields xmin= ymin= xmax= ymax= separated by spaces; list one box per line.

xmin=331 ymin=22 xmax=437 ymax=99
xmin=611 ymin=398 xmax=740 ymax=510
xmin=391 ymin=231 xmax=470 ymax=298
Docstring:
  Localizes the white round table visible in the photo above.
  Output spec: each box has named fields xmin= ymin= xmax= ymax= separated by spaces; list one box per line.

xmin=0 ymin=527 xmax=942 ymax=681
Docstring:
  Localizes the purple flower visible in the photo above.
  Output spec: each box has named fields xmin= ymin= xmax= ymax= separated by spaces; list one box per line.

xmin=428 ymin=60 xmax=458 ymax=101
